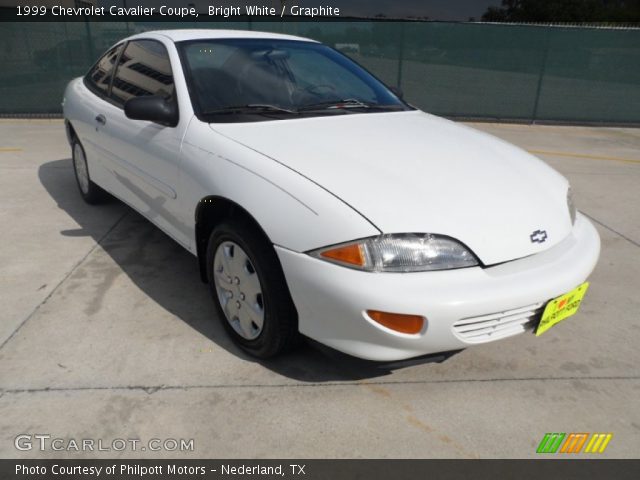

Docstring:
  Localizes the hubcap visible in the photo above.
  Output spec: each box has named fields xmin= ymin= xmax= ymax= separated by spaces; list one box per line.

xmin=213 ymin=241 xmax=265 ymax=340
xmin=73 ymin=143 xmax=90 ymax=195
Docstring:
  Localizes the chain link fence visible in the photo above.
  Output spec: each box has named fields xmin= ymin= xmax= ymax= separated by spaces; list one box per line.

xmin=1 ymin=21 xmax=639 ymax=124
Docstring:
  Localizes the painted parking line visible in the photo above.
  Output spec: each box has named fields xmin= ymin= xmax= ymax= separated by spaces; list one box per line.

xmin=528 ymin=149 xmax=640 ymax=165
xmin=0 ymin=148 xmax=23 ymax=152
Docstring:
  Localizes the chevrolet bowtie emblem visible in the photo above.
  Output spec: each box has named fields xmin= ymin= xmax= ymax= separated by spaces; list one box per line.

xmin=530 ymin=229 xmax=548 ymax=243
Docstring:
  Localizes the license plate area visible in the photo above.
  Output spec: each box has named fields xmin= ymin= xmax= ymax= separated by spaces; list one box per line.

xmin=535 ymin=282 xmax=590 ymax=336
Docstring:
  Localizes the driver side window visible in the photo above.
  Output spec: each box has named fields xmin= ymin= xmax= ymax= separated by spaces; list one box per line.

xmin=85 ymin=43 xmax=123 ymax=98
xmin=110 ymin=40 xmax=175 ymax=107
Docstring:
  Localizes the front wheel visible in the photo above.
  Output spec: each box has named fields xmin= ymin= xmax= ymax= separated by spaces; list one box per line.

xmin=206 ymin=220 xmax=299 ymax=358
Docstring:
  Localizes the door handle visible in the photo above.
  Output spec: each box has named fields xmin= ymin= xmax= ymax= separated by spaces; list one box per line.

xmin=95 ymin=114 xmax=106 ymax=126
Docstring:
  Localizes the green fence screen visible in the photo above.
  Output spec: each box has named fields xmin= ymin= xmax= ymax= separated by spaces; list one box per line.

xmin=1 ymin=21 xmax=639 ymax=123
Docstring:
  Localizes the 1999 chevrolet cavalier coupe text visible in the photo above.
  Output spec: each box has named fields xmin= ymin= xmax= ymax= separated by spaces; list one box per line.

xmin=63 ymin=30 xmax=600 ymax=361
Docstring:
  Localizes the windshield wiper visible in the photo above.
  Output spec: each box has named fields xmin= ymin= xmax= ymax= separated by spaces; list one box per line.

xmin=202 ymin=104 xmax=298 ymax=115
xmin=298 ymin=98 xmax=373 ymax=111
xmin=297 ymin=99 xmax=404 ymax=112
xmin=203 ymin=101 xmax=404 ymax=117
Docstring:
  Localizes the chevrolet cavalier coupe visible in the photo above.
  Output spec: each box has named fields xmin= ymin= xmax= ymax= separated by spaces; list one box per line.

xmin=63 ymin=29 xmax=600 ymax=360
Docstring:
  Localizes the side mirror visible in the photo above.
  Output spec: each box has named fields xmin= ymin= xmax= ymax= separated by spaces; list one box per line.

xmin=390 ymin=86 xmax=404 ymax=99
xmin=124 ymin=95 xmax=178 ymax=127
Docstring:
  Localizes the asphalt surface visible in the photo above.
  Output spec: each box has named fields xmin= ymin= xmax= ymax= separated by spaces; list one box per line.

xmin=0 ymin=119 xmax=638 ymax=458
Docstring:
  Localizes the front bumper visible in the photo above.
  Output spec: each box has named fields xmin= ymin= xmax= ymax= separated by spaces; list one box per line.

xmin=275 ymin=213 xmax=600 ymax=361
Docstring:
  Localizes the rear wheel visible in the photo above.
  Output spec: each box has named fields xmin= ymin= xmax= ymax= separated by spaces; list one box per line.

xmin=71 ymin=138 xmax=106 ymax=204
xmin=206 ymin=220 xmax=299 ymax=358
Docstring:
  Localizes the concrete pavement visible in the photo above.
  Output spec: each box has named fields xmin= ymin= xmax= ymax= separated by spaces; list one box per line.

xmin=0 ymin=119 xmax=638 ymax=458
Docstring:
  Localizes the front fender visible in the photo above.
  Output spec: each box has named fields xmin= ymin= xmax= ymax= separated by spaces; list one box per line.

xmin=180 ymin=120 xmax=380 ymax=252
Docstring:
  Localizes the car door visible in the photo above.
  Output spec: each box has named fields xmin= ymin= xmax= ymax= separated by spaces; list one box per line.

xmin=100 ymin=38 xmax=190 ymax=248
xmin=71 ymin=43 xmax=125 ymax=192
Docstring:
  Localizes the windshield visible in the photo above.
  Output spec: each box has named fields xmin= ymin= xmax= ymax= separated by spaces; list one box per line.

xmin=177 ymin=38 xmax=410 ymax=122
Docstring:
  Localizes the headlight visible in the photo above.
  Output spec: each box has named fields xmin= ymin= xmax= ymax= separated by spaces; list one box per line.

xmin=567 ymin=188 xmax=577 ymax=225
xmin=309 ymin=234 xmax=479 ymax=272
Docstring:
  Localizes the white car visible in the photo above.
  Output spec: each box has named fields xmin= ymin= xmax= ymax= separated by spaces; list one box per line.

xmin=63 ymin=29 xmax=600 ymax=361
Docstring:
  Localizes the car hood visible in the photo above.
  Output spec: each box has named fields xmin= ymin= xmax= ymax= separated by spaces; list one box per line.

xmin=209 ymin=111 xmax=572 ymax=265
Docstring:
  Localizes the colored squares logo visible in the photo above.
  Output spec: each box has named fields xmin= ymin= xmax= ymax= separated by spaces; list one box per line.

xmin=537 ymin=433 xmax=613 ymax=454
xmin=560 ymin=433 xmax=589 ymax=453
xmin=584 ymin=433 xmax=613 ymax=453
xmin=537 ymin=433 xmax=565 ymax=453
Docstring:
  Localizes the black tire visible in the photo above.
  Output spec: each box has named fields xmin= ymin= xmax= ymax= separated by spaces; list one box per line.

xmin=206 ymin=219 xmax=299 ymax=358
xmin=71 ymin=137 xmax=107 ymax=204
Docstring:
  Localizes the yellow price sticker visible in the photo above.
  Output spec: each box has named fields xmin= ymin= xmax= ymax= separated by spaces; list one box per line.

xmin=536 ymin=282 xmax=590 ymax=336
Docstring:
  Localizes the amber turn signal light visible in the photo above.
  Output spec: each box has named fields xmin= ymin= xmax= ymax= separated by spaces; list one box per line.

xmin=320 ymin=243 xmax=365 ymax=267
xmin=366 ymin=310 xmax=425 ymax=334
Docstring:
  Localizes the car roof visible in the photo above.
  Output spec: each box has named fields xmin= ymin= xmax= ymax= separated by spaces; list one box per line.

xmin=128 ymin=29 xmax=317 ymax=44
